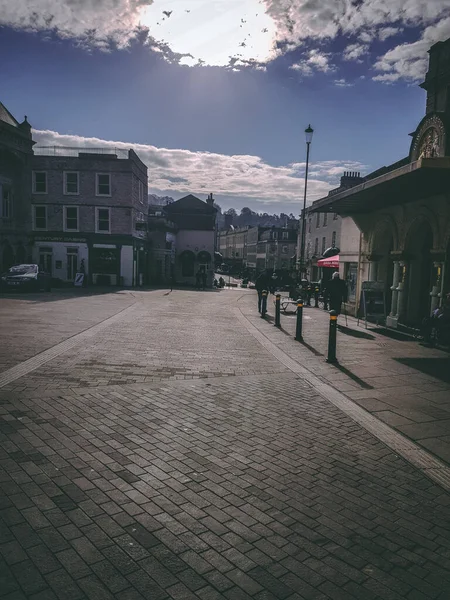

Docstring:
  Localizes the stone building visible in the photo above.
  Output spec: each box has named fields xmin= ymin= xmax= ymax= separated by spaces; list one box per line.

xmin=31 ymin=147 xmax=148 ymax=286
xmin=255 ymin=226 xmax=297 ymax=274
xmin=311 ymin=37 xmax=450 ymax=328
xmin=217 ymin=226 xmax=249 ymax=272
xmin=0 ymin=103 xmax=35 ymax=271
xmin=164 ymin=194 xmax=217 ymax=287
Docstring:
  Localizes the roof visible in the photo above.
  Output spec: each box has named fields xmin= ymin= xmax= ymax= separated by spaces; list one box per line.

xmin=166 ymin=194 xmax=216 ymax=215
xmin=311 ymin=157 xmax=450 ymax=215
xmin=0 ymin=102 xmax=19 ymax=127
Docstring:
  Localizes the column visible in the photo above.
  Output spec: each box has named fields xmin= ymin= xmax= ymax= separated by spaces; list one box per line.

xmin=430 ymin=261 xmax=444 ymax=313
xmin=396 ymin=262 xmax=407 ymax=322
xmin=368 ymin=260 xmax=378 ymax=281
xmin=389 ymin=261 xmax=400 ymax=317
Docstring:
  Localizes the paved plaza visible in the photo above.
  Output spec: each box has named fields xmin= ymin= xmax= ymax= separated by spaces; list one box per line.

xmin=0 ymin=287 xmax=450 ymax=600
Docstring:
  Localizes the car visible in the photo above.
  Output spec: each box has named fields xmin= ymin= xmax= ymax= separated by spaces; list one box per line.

xmin=1 ymin=264 xmax=52 ymax=292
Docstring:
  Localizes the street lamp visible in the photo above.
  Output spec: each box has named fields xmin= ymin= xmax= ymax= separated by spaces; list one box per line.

xmin=299 ymin=124 xmax=314 ymax=280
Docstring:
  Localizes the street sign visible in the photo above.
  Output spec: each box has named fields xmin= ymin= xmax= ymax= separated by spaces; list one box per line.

xmin=74 ymin=273 xmax=85 ymax=287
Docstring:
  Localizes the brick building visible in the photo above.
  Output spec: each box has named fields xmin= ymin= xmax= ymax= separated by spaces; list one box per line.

xmin=0 ymin=103 xmax=35 ymax=270
xmin=30 ymin=147 xmax=148 ymax=286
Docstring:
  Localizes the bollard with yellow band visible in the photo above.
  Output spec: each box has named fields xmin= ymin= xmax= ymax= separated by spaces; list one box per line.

xmin=326 ymin=310 xmax=338 ymax=363
xmin=295 ymin=299 xmax=303 ymax=341
xmin=274 ymin=293 xmax=281 ymax=327
xmin=261 ymin=290 xmax=268 ymax=318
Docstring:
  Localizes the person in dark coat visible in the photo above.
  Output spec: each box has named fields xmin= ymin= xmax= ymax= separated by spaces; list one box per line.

xmin=255 ymin=271 xmax=270 ymax=313
xmin=326 ymin=272 xmax=347 ymax=315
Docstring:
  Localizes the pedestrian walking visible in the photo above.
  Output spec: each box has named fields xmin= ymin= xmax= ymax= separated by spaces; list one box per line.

xmin=325 ymin=272 xmax=347 ymax=315
xmin=255 ymin=271 xmax=270 ymax=313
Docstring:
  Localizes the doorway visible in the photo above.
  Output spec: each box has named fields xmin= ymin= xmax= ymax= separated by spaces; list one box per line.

xmin=39 ymin=247 xmax=53 ymax=275
xmin=66 ymin=248 xmax=78 ymax=281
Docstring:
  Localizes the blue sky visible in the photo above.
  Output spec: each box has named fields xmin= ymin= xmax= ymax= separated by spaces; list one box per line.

xmin=2 ymin=0 xmax=450 ymax=214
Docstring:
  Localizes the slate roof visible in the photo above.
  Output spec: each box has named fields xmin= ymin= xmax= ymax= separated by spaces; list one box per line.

xmin=0 ymin=102 xmax=19 ymax=127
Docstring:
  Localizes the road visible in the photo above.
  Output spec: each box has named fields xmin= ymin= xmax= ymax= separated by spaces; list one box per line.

xmin=0 ymin=287 xmax=449 ymax=599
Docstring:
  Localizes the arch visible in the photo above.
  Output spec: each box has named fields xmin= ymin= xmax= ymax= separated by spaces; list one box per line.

xmin=368 ymin=215 xmax=399 ymax=254
xmin=197 ymin=250 xmax=211 ymax=263
xmin=402 ymin=207 xmax=440 ymax=251
xmin=178 ymin=250 xmax=195 ymax=277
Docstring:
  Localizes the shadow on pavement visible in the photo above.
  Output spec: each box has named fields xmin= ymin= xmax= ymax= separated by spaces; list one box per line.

xmin=394 ymin=357 xmax=450 ymax=384
xmin=0 ymin=286 xmax=133 ymax=303
xmin=333 ymin=363 xmax=374 ymax=389
xmin=337 ymin=325 xmax=376 ymax=340
xmin=368 ymin=327 xmax=415 ymax=342
xmin=300 ymin=340 xmax=324 ymax=357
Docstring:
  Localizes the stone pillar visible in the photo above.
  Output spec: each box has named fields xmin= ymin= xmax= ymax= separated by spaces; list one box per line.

xmin=389 ymin=261 xmax=400 ymax=319
xmin=430 ymin=261 xmax=444 ymax=313
xmin=396 ymin=262 xmax=407 ymax=323
xmin=368 ymin=260 xmax=378 ymax=281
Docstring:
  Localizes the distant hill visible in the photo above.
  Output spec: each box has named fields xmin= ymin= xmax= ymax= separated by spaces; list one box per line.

xmin=148 ymin=194 xmax=174 ymax=206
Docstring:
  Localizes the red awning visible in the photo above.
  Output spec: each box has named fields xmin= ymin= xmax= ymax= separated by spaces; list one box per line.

xmin=317 ymin=255 xmax=339 ymax=268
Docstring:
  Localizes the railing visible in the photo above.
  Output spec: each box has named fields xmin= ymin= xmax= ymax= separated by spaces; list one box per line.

xmin=34 ymin=146 xmax=129 ymax=159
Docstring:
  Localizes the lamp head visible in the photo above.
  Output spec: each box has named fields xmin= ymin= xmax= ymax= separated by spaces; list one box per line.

xmin=305 ymin=124 xmax=314 ymax=144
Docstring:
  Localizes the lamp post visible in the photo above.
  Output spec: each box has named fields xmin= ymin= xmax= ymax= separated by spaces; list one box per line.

xmin=299 ymin=124 xmax=314 ymax=280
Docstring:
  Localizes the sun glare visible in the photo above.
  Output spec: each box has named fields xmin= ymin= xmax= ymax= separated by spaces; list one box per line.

xmin=139 ymin=0 xmax=276 ymax=67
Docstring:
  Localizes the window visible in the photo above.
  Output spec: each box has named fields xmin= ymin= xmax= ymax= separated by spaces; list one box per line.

xmin=2 ymin=187 xmax=11 ymax=219
xmin=282 ymin=245 xmax=288 ymax=254
xmin=270 ymin=231 xmax=277 ymax=239
xmin=314 ymin=238 xmax=319 ymax=255
xmin=321 ymin=237 xmax=326 ymax=255
xmin=33 ymin=172 xmax=47 ymax=194
xmin=96 ymin=207 xmax=110 ymax=233
xmin=332 ymin=231 xmax=337 ymax=247
xmin=308 ymin=218 xmax=311 ymax=233
xmin=323 ymin=213 xmax=328 ymax=226
xmin=34 ymin=206 xmax=47 ymax=230
xmin=64 ymin=206 xmax=79 ymax=231
xmin=96 ymin=173 xmax=111 ymax=196
xmin=316 ymin=212 xmax=320 ymax=227
xmin=333 ymin=212 xmax=338 ymax=220
xmin=306 ymin=242 xmax=311 ymax=259
xmin=138 ymin=180 xmax=144 ymax=203
xmin=282 ymin=231 xmax=289 ymax=240
xmin=64 ymin=172 xmax=79 ymax=195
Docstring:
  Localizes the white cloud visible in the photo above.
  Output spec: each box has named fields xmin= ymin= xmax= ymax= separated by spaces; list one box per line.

xmin=343 ymin=43 xmax=369 ymax=62
xmin=373 ymin=17 xmax=450 ymax=82
xmin=1 ymin=0 xmax=450 ymax=79
xmin=32 ymin=128 xmax=367 ymax=208
xmin=291 ymin=49 xmax=335 ymax=77
xmin=334 ymin=78 xmax=354 ymax=87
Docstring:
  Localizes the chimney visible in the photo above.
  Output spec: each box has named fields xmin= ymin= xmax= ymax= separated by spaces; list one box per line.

xmin=340 ymin=171 xmax=362 ymax=190
xmin=206 ymin=192 xmax=215 ymax=206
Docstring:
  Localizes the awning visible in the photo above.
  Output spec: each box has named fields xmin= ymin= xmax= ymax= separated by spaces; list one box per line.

xmin=317 ymin=255 xmax=339 ymax=268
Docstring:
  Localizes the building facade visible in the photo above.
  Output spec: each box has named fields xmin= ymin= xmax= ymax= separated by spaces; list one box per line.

xmin=256 ymin=227 xmax=297 ymax=274
xmin=217 ymin=226 xmax=249 ymax=272
xmin=0 ymin=103 xmax=35 ymax=271
xmin=164 ymin=194 xmax=217 ymax=287
xmin=30 ymin=147 xmax=148 ymax=286
xmin=311 ymin=37 xmax=450 ymax=328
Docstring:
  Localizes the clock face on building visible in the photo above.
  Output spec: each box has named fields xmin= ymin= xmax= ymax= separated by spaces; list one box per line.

xmin=410 ymin=114 xmax=446 ymax=161
xmin=418 ymin=127 xmax=440 ymax=158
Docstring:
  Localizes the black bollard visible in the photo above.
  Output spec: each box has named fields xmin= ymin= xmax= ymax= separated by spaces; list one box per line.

xmin=314 ymin=287 xmax=319 ymax=308
xmin=274 ymin=294 xmax=281 ymax=327
xmin=295 ymin=299 xmax=303 ymax=341
xmin=261 ymin=290 xmax=268 ymax=318
xmin=326 ymin=310 xmax=338 ymax=363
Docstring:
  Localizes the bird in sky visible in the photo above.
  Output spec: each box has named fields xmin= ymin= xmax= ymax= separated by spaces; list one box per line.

xmin=241 ymin=18 xmax=246 ymax=23
xmin=239 ymin=41 xmax=246 ymax=47
xmin=262 ymin=28 xmax=268 ymax=33
xmin=163 ymin=11 xmax=173 ymax=18
xmin=185 ymin=9 xmax=190 ymax=12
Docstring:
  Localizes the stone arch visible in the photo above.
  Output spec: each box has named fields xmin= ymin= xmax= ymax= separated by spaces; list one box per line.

xmin=368 ymin=215 xmax=399 ymax=255
xmin=402 ymin=206 xmax=440 ymax=251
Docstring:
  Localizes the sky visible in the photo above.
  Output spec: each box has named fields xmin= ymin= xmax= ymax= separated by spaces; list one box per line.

xmin=2 ymin=0 xmax=450 ymax=214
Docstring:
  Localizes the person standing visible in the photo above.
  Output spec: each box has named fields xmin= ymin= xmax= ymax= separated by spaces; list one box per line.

xmin=326 ymin=272 xmax=347 ymax=315
xmin=255 ymin=271 xmax=269 ymax=313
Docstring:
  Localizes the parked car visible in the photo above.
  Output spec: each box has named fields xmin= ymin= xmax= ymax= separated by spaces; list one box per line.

xmin=1 ymin=264 xmax=51 ymax=292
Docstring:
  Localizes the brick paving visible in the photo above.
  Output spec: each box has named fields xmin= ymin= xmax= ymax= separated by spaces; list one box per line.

xmin=1 ymin=288 xmax=450 ymax=599
xmin=251 ymin=293 xmax=450 ymax=466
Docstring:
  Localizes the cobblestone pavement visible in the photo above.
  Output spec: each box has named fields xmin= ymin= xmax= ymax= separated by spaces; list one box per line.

xmin=251 ymin=293 xmax=450 ymax=466
xmin=1 ymin=288 xmax=450 ymax=600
